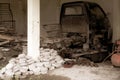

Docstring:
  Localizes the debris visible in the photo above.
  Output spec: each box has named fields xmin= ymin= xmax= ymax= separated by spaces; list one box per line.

xmin=76 ymin=57 xmax=98 ymax=67
xmin=0 ymin=48 xmax=64 ymax=79
xmin=0 ymin=52 xmax=6 ymax=61
xmin=0 ymin=34 xmax=14 ymax=41
xmin=0 ymin=34 xmax=14 ymax=46
xmin=12 ymin=43 xmax=23 ymax=52
xmin=63 ymin=60 xmax=75 ymax=68
xmin=0 ymin=41 xmax=10 ymax=46
xmin=1 ymin=48 xmax=10 ymax=52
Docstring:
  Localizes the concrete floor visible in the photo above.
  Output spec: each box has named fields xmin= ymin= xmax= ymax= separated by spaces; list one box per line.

xmin=50 ymin=61 xmax=120 ymax=80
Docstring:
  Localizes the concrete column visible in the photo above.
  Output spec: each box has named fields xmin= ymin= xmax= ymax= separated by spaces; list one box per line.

xmin=27 ymin=0 xmax=40 ymax=60
xmin=113 ymin=0 xmax=120 ymax=42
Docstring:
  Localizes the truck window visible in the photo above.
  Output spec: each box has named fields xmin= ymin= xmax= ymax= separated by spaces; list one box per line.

xmin=65 ymin=6 xmax=83 ymax=15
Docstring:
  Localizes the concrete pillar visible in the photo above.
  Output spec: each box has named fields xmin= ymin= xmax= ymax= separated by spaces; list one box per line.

xmin=113 ymin=0 xmax=120 ymax=42
xmin=27 ymin=0 xmax=40 ymax=60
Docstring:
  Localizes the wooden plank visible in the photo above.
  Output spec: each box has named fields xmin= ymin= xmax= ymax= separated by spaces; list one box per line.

xmin=0 ymin=40 xmax=10 ymax=46
xmin=0 ymin=34 xmax=14 ymax=41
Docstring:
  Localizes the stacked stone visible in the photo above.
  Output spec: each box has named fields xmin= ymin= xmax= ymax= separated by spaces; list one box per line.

xmin=0 ymin=48 xmax=64 ymax=79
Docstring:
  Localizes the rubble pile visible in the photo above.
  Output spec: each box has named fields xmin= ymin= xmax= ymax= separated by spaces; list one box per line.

xmin=0 ymin=48 xmax=64 ymax=79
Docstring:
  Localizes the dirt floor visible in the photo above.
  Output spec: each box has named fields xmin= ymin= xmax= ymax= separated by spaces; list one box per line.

xmin=50 ymin=61 xmax=120 ymax=80
xmin=16 ymin=74 xmax=70 ymax=80
xmin=0 ymin=74 xmax=70 ymax=80
xmin=0 ymin=47 xmax=22 ymax=69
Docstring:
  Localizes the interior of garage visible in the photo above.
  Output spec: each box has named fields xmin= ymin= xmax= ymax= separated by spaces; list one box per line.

xmin=0 ymin=0 xmax=120 ymax=80
xmin=40 ymin=1 xmax=120 ymax=80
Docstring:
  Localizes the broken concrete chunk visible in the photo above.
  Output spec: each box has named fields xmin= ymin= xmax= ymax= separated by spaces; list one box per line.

xmin=18 ymin=54 xmax=26 ymax=59
xmin=5 ymin=63 xmax=15 ymax=70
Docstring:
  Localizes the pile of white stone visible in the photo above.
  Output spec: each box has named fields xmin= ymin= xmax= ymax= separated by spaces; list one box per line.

xmin=0 ymin=48 xmax=64 ymax=79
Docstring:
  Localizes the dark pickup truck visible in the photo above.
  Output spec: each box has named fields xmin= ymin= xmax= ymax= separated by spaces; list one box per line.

xmin=60 ymin=1 xmax=112 ymax=50
xmin=59 ymin=1 xmax=112 ymax=62
xmin=42 ymin=1 xmax=113 ymax=63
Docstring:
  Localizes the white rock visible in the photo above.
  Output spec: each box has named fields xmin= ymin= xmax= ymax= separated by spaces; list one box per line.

xmin=44 ymin=48 xmax=51 ymax=52
xmin=55 ymin=60 xmax=64 ymax=65
xmin=2 ymin=48 xmax=10 ymax=52
xmin=40 ymin=48 xmax=44 ymax=50
xmin=19 ymin=61 xmax=26 ymax=65
xmin=43 ymin=55 xmax=51 ymax=58
xmin=34 ymin=59 xmax=41 ymax=63
xmin=51 ymin=51 xmax=57 ymax=56
xmin=20 ymin=62 xmax=28 ymax=66
xmin=12 ymin=65 xmax=21 ymax=73
xmin=20 ymin=67 xmax=28 ymax=73
xmin=40 ymin=71 xmax=47 ymax=74
xmin=48 ymin=56 xmax=53 ymax=59
xmin=55 ymin=63 xmax=62 ymax=68
xmin=18 ymin=54 xmax=26 ymax=58
xmin=50 ymin=60 xmax=56 ymax=64
xmin=19 ymin=58 xmax=27 ymax=62
xmin=5 ymin=69 xmax=14 ymax=77
xmin=43 ymin=52 xmax=51 ymax=56
xmin=28 ymin=71 xmax=34 ymax=75
xmin=0 ymin=73 xmax=5 ymax=79
xmin=14 ymin=71 xmax=22 ymax=77
xmin=28 ymin=64 xmax=36 ymax=71
xmin=49 ymin=49 xmax=55 ymax=53
xmin=27 ymin=61 xmax=35 ymax=65
xmin=34 ymin=62 xmax=44 ymax=67
xmin=32 ymin=68 xmax=41 ymax=75
xmin=9 ymin=58 xmax=16 ymax=63
xmin=40 ymin=67 xmax=48 ymax=72
xmin=55 ymin=56 xmax=62 ymax=61
xmin=0 ymin=68 xmax=7 ymax=74
xmin=13 ymin=69 xmax=20 ymax=73
xmin=34 ymin=71 xmax=41 ymax=75
xmin=49 ymin=66 xmax=55 ymax=70
xmin=39 ymin=58 xmax=48 ymax=62
xmin=43 ymin=62 xmax=51 ymax=68
xmin=5 ymin=63 xmax=14 ymax=70
xmin=26 ymin=56 xmax=32 ymax=60
xmin=24 ymin=71 xmax=30 ymax=75
xmin=27 ymin=59 xmax=35 ymax=64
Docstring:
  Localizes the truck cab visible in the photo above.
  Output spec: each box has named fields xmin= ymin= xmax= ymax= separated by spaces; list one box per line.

xmin=60 ymin=1 xmax=112 ymax=51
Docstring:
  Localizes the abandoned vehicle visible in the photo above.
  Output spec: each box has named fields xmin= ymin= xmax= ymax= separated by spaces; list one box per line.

xmin=41 ymin=1 xmax=113 ymax=63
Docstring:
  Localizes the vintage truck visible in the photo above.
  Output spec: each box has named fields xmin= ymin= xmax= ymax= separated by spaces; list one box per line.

xmin=42 ymin=1 xmax=112 ymax=63
xmin=60 ymin=1 xmax=112 ymax=49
